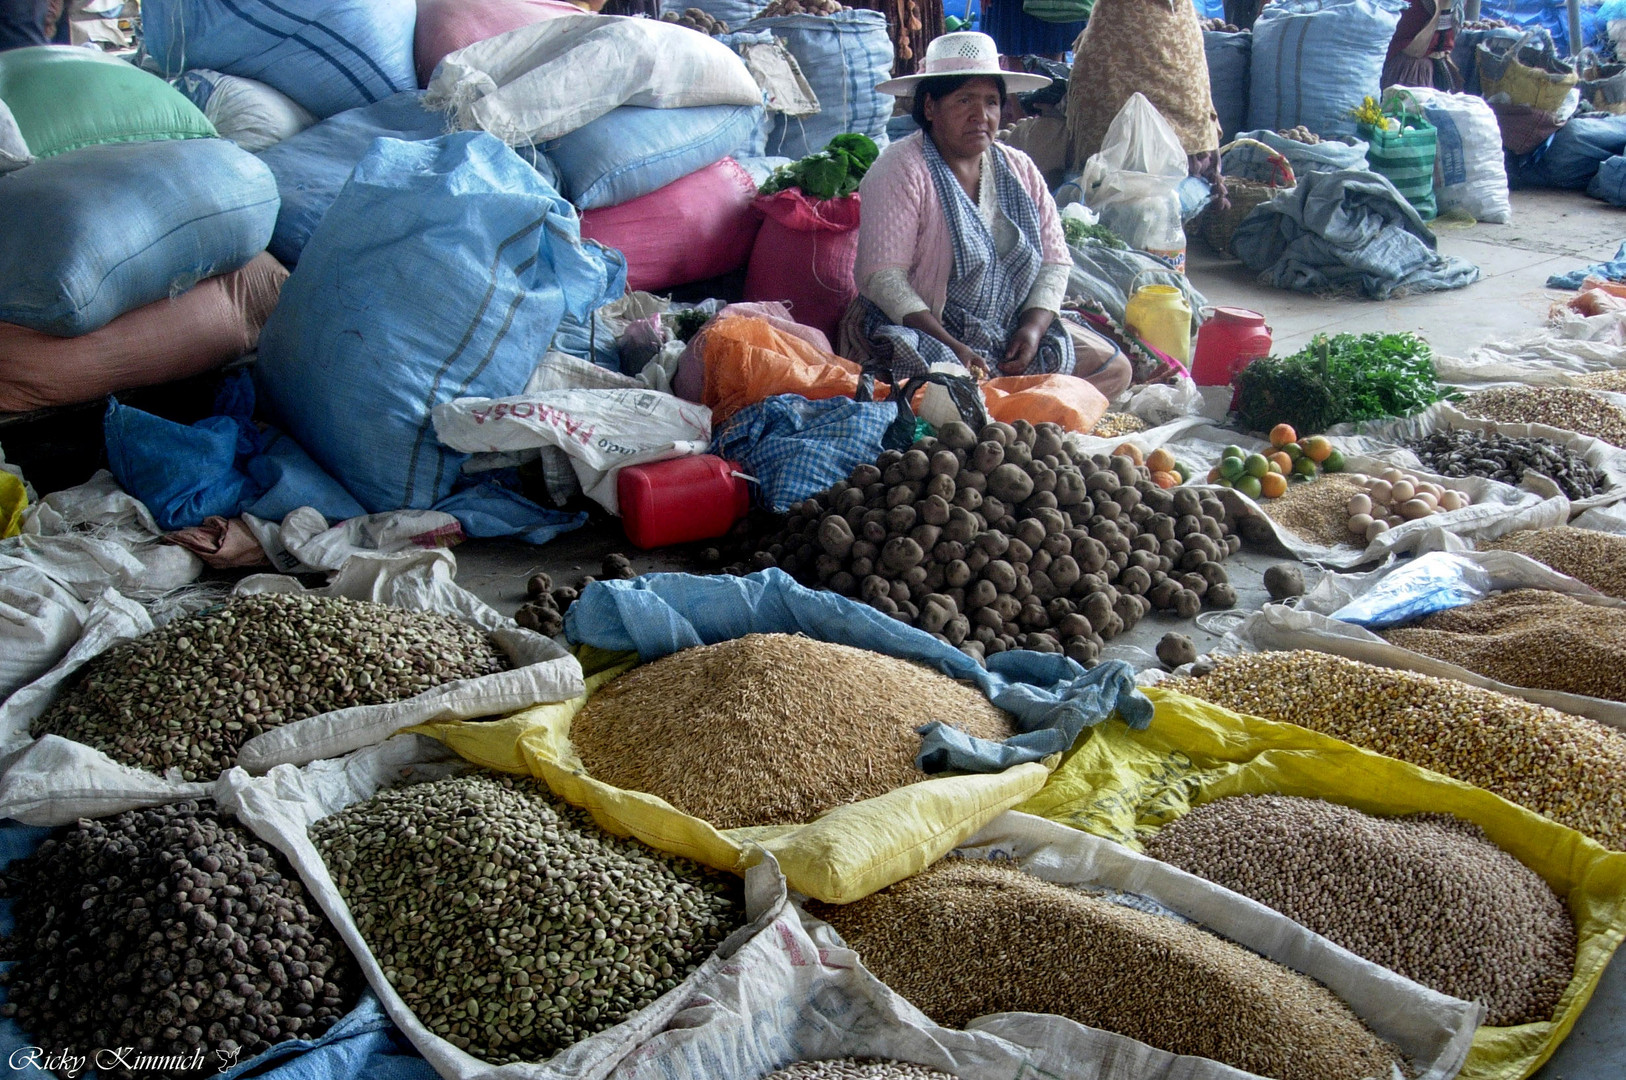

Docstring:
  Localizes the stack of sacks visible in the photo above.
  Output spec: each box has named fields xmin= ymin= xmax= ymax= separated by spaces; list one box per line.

xmin=140 ymin=0 xmax=420 ymax=120
xmin=425 ymin=15 xmax=768 ymax=292
xmin=0 ymin=47 xmax=283 ymax=413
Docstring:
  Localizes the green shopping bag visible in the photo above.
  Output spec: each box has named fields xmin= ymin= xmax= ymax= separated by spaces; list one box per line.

xmin=1361 ymin=115 xmax=1438 ymax=220
xmin=1023 ymin=0 xmax=1096 ymax=22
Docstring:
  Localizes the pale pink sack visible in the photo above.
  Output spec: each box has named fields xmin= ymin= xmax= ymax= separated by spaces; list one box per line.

xmin=414 ymin=0 xmax=584 ymax=87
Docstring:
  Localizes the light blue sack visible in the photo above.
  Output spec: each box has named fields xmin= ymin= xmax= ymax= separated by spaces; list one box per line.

xmin=1512 ymin=113 xmax=1626 ymax=191
xmin=141 ymin=0 xmax=418 ymax=120
xmin=1589 ymin=154 xmax=1626 ymax=206
xmin=543 ymin=103 xmax=763 ymax=210
xmin=712 ymin=393 xmax=896 ymax=513
xmin=0 ymin=138 xmax=278 ymax=336
xmin=256 ymin=93 xmax=450 ymax=266
xmin=255 ymin=132 xmax=626 ymax=514
xmin=1248 ymin=0 xmax=1405 ymax=138
xmin=1204 ymin=30 xmax=1251 ymax=143
xmin=749 ymin=10 xmax=893 ymax=159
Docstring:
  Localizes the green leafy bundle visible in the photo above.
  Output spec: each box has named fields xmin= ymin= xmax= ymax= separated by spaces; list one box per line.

xmin=759 ymin=134 xmax=880 ymax=200
xmin=1063 ymin=218 xmax=1127 ymax=249
xmin=1232 ymin=332 xmax=1452 ymax=436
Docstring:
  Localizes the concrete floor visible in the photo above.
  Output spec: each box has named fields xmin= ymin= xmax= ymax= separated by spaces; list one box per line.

xmin=449 ymin=187 xmax=1626 ymax=1080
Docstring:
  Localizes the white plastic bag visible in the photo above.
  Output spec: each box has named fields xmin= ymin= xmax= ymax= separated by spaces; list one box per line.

xmin=0 ymin=550 xmax=583 ymax=825
xmin=217 ymin=736 xmax=796 ymax=1080
xmin=424 ymin=14 xmax=763 ymax=145
xmin=433 ymin=388 xmax=713 ymax=514
xmin=0 ymin=98 xmax=30 ymax=174
xmin=1383 ymin=86 xmax=1511 ymax=224
xmin=1079 ymin=94 xmax=1188 ymax=257
xmin=173 ymin=69 xmax=318 ymax=153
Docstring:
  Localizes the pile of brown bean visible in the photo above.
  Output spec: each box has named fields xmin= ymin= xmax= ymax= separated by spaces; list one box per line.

xmin=33 ymin=592 xmax=510 ymax=781
xmin=742 ymin=419 xmax=1241 ymax=666
xmin=1175 ymin=651 xmax=1626 ymax=849
xmin=0 ymin=801 xmax=359 ymax=1078
xmin=1143 ymin=795 xmax=1575 ymax=1026
xmin=807 ymin=859 xmax=1407 ymax=1080
xmin=571 ymin=634 xmax=1014 ymax=829
xmin=1459 ymin=385 xmax=1626 ymax=446
xmin=1382 ymin=589 xmax=1626 ymax=703
xmin=1485 ymin=526 xmax=1626 ymax=599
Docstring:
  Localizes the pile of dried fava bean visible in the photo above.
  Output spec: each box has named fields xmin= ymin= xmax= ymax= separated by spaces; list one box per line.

xmin=808 ymin=859 xmax=1407 ymax=1080
xmin=1458 ymin=385 xmax=1626 ymax=447
xmin=311 ymin=773 xmax=744 ymax=1065
xmin=1144 ymin=795 xmax=1576 ymax=1026
xmin=1175 ymin=650 xmax=1626 ymax=850
xmin=0 ymin=801 xmax=360 ymax=1080
xmin=33 ymin=592 xmax=510 ymax=781
xmin=570 ymin=633 xmax=1015 ymax=829
xmin=744 ymin=419 xmax=1241 ymax=666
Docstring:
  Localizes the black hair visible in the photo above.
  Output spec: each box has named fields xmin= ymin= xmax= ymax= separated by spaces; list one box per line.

xmin=909 ymin=73 xmax=1007 ymax=131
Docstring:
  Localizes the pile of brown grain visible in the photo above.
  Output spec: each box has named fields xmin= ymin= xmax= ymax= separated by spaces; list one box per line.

xmin=1382 ymin=589 xmax=1626 ymax=703
xmin=808 ymin=860 xmax=1407 ymax=1080
xmin=1260 ymin=475 xmax=1368 ymax=547
xmin=1484 ymin=526 xmax=1626 ymax=599
xmin=570 ymin=634 xmax=1015 ymax=829
xmin=1574 ymin=371 xmax=1626 ymax=394
xmin=1459 ymin=385 xmax=1626 ymax=446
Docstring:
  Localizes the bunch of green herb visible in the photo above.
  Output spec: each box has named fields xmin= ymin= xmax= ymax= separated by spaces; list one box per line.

xmin=1063 ymin=218 xmax=1127 ymax=250
xmin=1232 ymin=332 xmax=1453 ymax=436
xmin=759 ymin=134 xmax=880 ymax=199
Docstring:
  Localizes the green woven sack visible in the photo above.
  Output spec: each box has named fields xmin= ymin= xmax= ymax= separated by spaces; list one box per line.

xmin=1023 ymin=0 xmax=1096 ymax=23
xmin=0 ymin=45 xmax=216 ymax=159
xmin=1360 ymin=116 xmax=1438 ymax=220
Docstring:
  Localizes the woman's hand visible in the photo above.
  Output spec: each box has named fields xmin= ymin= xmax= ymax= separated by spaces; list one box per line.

xmin=954 ymin=343 xmax=992 ymax=379
xmin=901 ymin=310 xmax=992 ymax=379
xmin=1001 ymin=309 xmax=1055 ymax=374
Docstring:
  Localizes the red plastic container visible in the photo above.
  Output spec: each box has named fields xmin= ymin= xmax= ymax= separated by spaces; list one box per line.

xmin=1192 ymin=307 xmax=1273 ymax=387
xmin=618 ymin=455 xmax=751 ymax=550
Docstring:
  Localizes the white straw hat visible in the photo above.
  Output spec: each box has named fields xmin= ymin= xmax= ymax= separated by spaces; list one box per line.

xmin=875 ymin=32 xmax=1054 ymax=97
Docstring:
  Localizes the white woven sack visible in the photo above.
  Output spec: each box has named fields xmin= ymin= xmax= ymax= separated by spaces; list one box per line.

xmin=784 ymin=811 xmax=1480 ymax=1080
xmin=0 ymin=548 xmax=582 ymax=825
xmin=216 ymin=736 xmax=795 ymax=1080
xmin=424 ymin=14 xmax=762 ymax=145
xmin=1385 ymin=86 xmax=1511 ymax=224
xmin=0 ymin=98 xmax=30 ymax=173
xmin=179 ymin=68 xmax=318 ymax=153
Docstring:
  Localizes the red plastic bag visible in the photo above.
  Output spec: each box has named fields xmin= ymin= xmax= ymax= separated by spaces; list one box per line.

xmin=580 ymin=158 xmax=761 ymax=293
xmin=743 ymin=190 xmax=861 ymax=343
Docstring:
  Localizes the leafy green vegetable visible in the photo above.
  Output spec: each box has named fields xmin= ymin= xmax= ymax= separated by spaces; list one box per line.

xmin=1232 ymin=332 xmax=1454 ymax=436
xmin=759 ymin=134 xmax=879 ymax=199
xmin=1063 ymin=218 xmax=1127 ymax=250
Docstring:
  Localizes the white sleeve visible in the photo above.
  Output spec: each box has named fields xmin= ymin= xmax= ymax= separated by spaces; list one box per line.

xmin=862 ymin=267 xmax=932 ymax=324
xmin=1023 ymin=263 xmax=1071 ymax=314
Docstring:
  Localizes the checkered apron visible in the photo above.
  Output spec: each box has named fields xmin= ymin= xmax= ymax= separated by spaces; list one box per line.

xmin=863 ymin=136 xmax=1075 ymax=382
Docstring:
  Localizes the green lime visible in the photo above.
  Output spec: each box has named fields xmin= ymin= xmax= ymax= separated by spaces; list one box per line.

xmin=1284 ymin=442 xmax=1304 ymax=461
xmin=1293 ymin=456 xmax=1319 ymax=478
xmin=1173 ymin=461 xmax=1191 ymax=482
xmin=1235 ymin=475 xmax=1263 ymax=499
xmin=1222 ymin=445 xmax=1246 ymax=460
xmin=1323 ymin=448 xmax=1345 ymax=472
xmin=1244 ymin=453 xmax=1269 ymax=479
xmin=1219 ymin=456 xmax=1246 ymax=481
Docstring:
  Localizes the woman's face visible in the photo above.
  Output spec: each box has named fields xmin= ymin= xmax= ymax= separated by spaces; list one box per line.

xmin=923 ymin=76 xmax=1003 ymax=160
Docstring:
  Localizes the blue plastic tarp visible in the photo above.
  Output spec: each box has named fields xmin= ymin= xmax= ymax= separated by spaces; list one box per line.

xmin=1547 ymin=240 xmax=1626 ymax=288
xmin=0 ymin=821 xmax=436 ymax=1080
xmin=564 ymin=568 xmax=1153 ymax=773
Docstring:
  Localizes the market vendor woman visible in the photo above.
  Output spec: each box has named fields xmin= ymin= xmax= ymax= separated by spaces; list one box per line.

xmin=851 ymin=32 xmax=1132 ymax=398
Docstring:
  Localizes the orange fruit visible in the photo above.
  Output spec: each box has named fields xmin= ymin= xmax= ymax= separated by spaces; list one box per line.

xmin=1302 ymin=435 xmax=1334 ymax=463
xmin=1114 ymin=442 xmax=1145 ymax=466
xmin=1268 ymin=451 xmax=1293 ymax=475
xmin=1151 ymin=470 xmax=1180 ymax=489
xmin=1146 ymin=447 xmax=1176 ymax=473
xmin=1206 ymin=465 xmax=1223 ymax=483
xmin=1270 ymin=423 xmax=1298 ymax=449
xmin=1260 ymin=472 xmax=1288 ymax=499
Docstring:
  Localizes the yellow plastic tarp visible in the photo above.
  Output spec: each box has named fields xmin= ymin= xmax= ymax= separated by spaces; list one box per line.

xmin=411 ymin=646 xmax=1052 ymax=905
xmin=1017 ymin=684 xmax=1626 ymax=1080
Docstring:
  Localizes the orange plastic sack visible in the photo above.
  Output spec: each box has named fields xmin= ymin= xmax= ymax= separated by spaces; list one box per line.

xmin=700 ymin=315 xmax=887 ymax=425
xmin=982 ymin=373 xmax=1109 ymax=433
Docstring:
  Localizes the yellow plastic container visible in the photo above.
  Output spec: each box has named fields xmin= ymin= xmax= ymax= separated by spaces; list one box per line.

xmin=1124 ymin=274 xmax=1192 ymax=367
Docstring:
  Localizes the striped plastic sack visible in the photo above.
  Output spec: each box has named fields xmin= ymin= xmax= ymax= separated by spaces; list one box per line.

xmin=1361 ymin=116 xmax=1437 ymax=220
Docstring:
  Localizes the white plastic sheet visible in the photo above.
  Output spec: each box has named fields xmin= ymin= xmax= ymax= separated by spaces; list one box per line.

xmin=218 ymin=737 xmax=794 ymax=1080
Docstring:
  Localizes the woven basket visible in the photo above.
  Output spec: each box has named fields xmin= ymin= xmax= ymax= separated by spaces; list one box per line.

xmin=1202 ymin=138 xmax=1295 ymax=259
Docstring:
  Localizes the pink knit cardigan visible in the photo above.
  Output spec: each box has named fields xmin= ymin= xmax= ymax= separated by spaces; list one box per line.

xmin=853 ymin=131 xmax=1072 ymax=320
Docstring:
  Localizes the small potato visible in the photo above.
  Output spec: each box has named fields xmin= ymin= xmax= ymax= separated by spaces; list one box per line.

xmin=1346 ymin=493 xmax=1372 ymax=516
xmin=1385 ymin=514 xmax=1404 ymax=528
